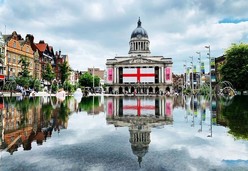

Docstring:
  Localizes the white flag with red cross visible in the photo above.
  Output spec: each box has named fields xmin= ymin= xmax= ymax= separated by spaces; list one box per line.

xmin=122 ymin=98 xmax=155 ymax=116
xmin=123 ymin=68 xmax=155 ymax=83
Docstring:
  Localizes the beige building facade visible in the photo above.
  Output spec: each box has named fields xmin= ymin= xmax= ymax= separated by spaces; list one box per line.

xmin=105 ymin=18 xmax=173 ymax=94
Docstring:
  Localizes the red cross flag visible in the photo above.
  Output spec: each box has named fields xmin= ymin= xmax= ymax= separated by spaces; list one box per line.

xmin=123 ymin=68 xmax=155 ymax=83
xmin=123 ymin=98 xmax=155 ymax=116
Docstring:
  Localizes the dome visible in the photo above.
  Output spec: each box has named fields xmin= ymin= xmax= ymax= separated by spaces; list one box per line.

xmin=131 ymin=18 xmax=148 ymax=39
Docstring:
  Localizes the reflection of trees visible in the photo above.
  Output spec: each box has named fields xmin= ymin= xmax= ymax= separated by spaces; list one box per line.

xmin=58 ymin=102 xmax=70 ymax=122
xmin=173 ymin=96 xmax=183 ymax=108
xmin=2 ymin=96 xmax=75 ymax=154
xmin=78 ymin=96 xmax=99 ymax=112
xmin=6 ymin=97 xmax=40 ymax=128
xmin=41 ymin=103 xmax=53 ymax=120
xmin=11 ymin=97 xmax=40 ymax=113
xmin=221 ymin=96 xmax=248 ymax=139
xmin=217 ymin=95 xmax=234 ymax=107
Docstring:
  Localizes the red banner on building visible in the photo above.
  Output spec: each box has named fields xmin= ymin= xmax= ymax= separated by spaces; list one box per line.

xmin=0 ymin=75 xmax=5 ymax=80
xmin=108 ymin=68 xmax=113 ymax=82
xmin=165 ymin=67 xmax=171 ymax=81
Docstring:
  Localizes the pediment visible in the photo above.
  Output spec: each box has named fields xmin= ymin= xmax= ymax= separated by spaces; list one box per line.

xmin=117 ymin=57 xmax=158 ymax=64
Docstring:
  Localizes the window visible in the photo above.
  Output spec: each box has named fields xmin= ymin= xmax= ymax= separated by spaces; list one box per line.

xmin=26 ymin=47 xmax=29 ymax=53
xmin=13 ymin=56 xmax=16 ymax=64
xmin=13 ymin=42 xmax=16 ymax=48
xmin=8 ymin=54 xmax=11 ymax=63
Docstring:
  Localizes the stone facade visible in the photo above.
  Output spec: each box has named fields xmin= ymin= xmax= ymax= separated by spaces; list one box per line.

xmin=2 ymin=31 xmax=35 ymax=80
xmin=105 ymin=18 xmax=173 ymax=94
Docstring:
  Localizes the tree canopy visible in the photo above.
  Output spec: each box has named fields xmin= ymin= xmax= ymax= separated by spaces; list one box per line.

xmin=79 ymin=72 xmax=100 ymax=88
xmin=42 ymin=63 xmax=55 ymax=83
xmin=18 ymin=56 xmax=30 ymax=78
xmin=59 ymin=61 xmax=71 ymax=85
xmin=16 ymin=56 xmax=31 ymax=88
xmin=220 ymin=43 xmax=248 ymax=92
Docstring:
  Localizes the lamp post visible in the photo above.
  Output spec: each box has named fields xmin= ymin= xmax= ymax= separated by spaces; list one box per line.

xmin=183 ymin=60 xmax=187 ymax=90
xmin=205 ymin=46 xmax=211 ymax=97
xmin=205 ymin=45 xmax=212 ymax=137
xmin=189 ymin=56 xmax=194 ymax=94
xmin=196 ymin=52 xmax=201 ymax=89
xmin=93 ymin=66 xmax=95 ymax=94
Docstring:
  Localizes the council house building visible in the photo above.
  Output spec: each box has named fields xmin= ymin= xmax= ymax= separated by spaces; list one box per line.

xmin=105 ymin=18 xmax=173 ymax=94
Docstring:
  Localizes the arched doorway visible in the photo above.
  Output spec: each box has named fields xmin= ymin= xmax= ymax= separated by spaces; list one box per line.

xmin=149 ymin=87 xmax=153 ymax=93
xmin=125 ymin=87 xmax=129 ymax=94
xmin=142 ymin=87 xmax=147 ymax=94
xmin=131 ymin=87 xmax=135 ymax=93
xmin=155 ymin=87 xmax=159 ymax=94
xmin=109 ymin=87 xmax=113 ymax=94
xmin=119 ymin=87 xmax=123 ymax=94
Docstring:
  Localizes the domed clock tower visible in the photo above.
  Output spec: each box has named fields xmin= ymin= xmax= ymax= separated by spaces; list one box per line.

xmin=129 ymin=18 xmax=151 ymax=55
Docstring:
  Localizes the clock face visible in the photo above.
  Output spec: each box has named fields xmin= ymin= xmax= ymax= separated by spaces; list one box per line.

xmin=137 ymin=34 xmax=142 ymax=39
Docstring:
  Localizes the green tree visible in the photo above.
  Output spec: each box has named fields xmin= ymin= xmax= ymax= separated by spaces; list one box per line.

xmin=79 ymin=72 xmax=100 ymax=88
xmin=42 ymin=63 xmax=55 ymax=90
xmin=63 ymin=80 xmax=75 ymax=93
xmin=0 ymin=51 xmax=4 ymax=66
xmin=18 ymin=56 xmax=30 ymax=78
xmin=30 ymin=79 xmax=41 ymax=91
xmin=94 ymin=76 xmax=100 ymax=88
xmin=79 ymin=72 xmax=93 ymax=87
xmin=59 ymin=61 xmax=71 ymax=85
xmin=16 ymin=56 xmax=31 ymax=89
xmin=220 ymin=43 xmax=248 ymax=94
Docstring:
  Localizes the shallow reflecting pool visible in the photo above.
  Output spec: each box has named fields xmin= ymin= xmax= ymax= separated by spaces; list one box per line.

xmin=0 ymin=95 xmax=248 ymax=170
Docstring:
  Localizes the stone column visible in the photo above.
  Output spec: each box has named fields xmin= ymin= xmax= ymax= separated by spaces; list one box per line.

xmin=161 ymin=66 xmax=164 ymax=83
xmin=116 ymin=67 xmax=119 ymax=83
xmin=159 ymin=67 xmax=161 ymax=83
xmin=114 ymin=67 xmax=117 ymax=83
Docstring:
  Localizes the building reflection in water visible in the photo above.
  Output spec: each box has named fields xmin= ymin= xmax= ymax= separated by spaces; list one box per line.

xmin=181 ymin=95 xmax=222 ymax=137
xmin=0 ymin=94 xmax=235 ymax=158
xmin=106 ymin=96 xmax=173 ymax=167
xmin=0 ymin=96 xmax=76 ymax=155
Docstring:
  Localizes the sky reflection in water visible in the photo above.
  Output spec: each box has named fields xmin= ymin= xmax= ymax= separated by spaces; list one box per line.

xmin=1 ymin=95 xmax=248 ymax=171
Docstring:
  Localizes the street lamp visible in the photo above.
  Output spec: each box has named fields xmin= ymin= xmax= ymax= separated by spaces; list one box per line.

xmin=205 ymin=46 xmax=211 ymax=97
xmin=183 ymin=60 xmax=187 ymax=90
xmin=205 ymin=45 xmax=212 ymax=137
xmin=196 ymin=52 xmax=201 ymax=88
xmin=189 ymin=56 xmax=194 ymax=94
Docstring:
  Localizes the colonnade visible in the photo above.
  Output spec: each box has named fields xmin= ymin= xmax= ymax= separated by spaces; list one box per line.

xmin=130 ymin=41 xmax=149 ymax=51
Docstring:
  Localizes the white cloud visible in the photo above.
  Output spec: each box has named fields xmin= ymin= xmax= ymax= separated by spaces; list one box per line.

xmin=1 ymin=0 xmax=248 ymax=74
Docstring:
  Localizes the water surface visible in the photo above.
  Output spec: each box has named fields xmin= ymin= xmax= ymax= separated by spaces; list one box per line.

xmin=0 ymin=95 xmax=248 ymax=171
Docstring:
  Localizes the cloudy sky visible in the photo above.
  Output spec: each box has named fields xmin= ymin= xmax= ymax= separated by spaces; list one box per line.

xmin=1 ymin=0 xmax=248 ymax=74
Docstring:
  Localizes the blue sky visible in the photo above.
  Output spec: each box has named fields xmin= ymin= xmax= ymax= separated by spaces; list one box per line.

xmin=0 ymin=0 xmax=248 ymax=74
